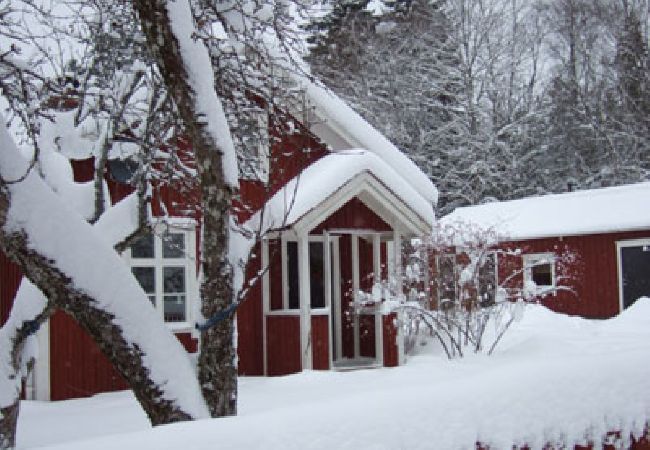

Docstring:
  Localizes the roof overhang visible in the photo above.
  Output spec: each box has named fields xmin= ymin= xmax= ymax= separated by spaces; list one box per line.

xmin=292 ymin=171 xmax=432 ymax=237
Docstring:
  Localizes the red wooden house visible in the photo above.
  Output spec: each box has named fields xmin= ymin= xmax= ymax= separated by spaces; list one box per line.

xmin=2 ymin=81 xmax=437 ymax=401
xmin=439 ymin=182 xmax=650 ymax=318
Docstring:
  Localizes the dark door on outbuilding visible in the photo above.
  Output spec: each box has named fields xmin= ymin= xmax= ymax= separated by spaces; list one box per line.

xmin=619 ymin=243 xmax=650 ymax=309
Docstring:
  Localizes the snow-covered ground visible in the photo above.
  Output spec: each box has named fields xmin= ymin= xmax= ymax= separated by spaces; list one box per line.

xmin=18 ymin=300 xmax=650 ymax=450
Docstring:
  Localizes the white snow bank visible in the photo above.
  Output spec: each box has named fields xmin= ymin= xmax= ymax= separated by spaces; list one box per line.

xmin=246 ymin=150 xmax=435 ymax=233
xmin=0 ymin=122 xmax=208 ymax=419
xmin=19 ymin=300 xmax=650 ymax=450
xmin=301 ymin=80 xmax=439 ymax=208
xmin=441 ymin=182 xmax=650 ymax=240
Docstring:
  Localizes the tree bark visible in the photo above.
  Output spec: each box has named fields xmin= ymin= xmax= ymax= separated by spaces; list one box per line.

xmin=132 ymin=0 xmax=237 ymax=416
xmin=0 ymin=189 xmax=152 ymax=449
xmin=0 ymin=302 xmax=53 ymax=449
xmin=0 ymin=217 xmax=193 ymax=427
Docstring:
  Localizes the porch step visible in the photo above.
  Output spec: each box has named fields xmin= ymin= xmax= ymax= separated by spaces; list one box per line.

xmin=332 ymin=358 xmax=381 ymax=372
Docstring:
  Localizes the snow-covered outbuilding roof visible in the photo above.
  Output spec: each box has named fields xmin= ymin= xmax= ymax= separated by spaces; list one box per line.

xmin=300 ymin=80 xmax=438 ymax=209
xmin=441 ymin=182 xmax=650 ymax=240
xmin=247 ymin=150 xmax=434 ymax=236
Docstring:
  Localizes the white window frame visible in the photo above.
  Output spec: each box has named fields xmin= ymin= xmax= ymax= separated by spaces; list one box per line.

xmin=124 ymin=221 xmax=197 ymax=331
xmin=267 ymin=234 xmax=333 ymax=314
xmin=522 ymin=252 xmax=556 ymax=295
xmin=616 ymin=238 xmax=650 ymax=312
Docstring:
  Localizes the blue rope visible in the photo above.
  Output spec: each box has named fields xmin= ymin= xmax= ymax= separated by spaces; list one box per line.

xmin=23 ymin=319 xmax=41 ymax=336
xmin=195 ymin=302 xmax=239 ymax=331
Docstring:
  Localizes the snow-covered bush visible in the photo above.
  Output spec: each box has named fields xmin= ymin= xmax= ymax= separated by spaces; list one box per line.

xmin=398 ymin=221 xmax=579 ymax=358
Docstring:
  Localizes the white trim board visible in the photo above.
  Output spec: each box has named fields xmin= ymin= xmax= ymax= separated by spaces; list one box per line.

xmin=293 ymin=172 xmax=430 ymax=237
xmin=616 ymin=238 xmax=650 ymax=313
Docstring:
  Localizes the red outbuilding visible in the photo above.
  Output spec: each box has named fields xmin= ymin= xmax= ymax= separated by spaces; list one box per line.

xmin=2 ymin=80 xmax=437 ymax=401
xmin=439 ymin=182 xmax=650 ymax=318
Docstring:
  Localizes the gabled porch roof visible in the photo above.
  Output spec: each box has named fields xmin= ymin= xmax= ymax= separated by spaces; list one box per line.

xmin=245 ymin=150 xmax=435 ymax=236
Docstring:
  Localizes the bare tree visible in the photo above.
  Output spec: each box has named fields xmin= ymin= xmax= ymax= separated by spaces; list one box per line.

xmin=396 ymin=221 xmax=579 ymax=358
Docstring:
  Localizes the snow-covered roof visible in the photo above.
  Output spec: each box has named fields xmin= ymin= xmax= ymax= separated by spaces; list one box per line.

xmin=246 ymin=150 xmax=434 ymax=235
xmin=300 ymin=80 xmax=438 ymax=209
xmin=441 ymin=182 xmax=650 ymax=240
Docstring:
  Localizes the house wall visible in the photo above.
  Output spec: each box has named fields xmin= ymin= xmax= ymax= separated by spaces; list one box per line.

xmin=0 ymin=252 xmax=22 ymax=326
xmin=498 ymin=229 xmax=650 ymax=318
xmin=312 ymin=197 xmax=393 ymax=234
xmin=266 ymin=315 xmax=301 ymax=375
xmin=15 ymin=155 xmax=200 ymax=401
xmin=237 ymin=243 xmax=264 ymax=376
xmin=311 ymin=314 xmax=330 ymax=370
xmin=382 ymin=313 xmax=399 ymax=367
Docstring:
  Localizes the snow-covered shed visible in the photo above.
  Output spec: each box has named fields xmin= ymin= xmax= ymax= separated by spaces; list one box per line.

xmin=440 ymin=182 xmax=650 ymax=318
xmin=0 ymin=81 xmax=437 ymax=401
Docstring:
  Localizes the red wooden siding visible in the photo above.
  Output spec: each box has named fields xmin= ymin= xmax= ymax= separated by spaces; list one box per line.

xmin=267 ymin=128 xmax=328 ymax=198
xmin=50 ymin=310 xmax=198 ymax=400
xmin=477 ymin=429 xmax=650 ymax=450
xmin=382 ymin=313 xmax=399 ymax=367
xmin=312 ymin=197 xmax=392 ymax=233
xmin=50 ymin=311 xmax=127 ymax=400
xmin=175 ymin=333 xmax=198 ymax=353
xmin=237 ymin=244 xmax=264 ymax=376
xmin=235 ymin=125 xmax=328 ymax=224
xmin=311 ymin=315 xmax=329 ymax=370
xmin=266 ymin=315 xmax=301 ymax=376
xmin=499 ymin=229 xmax=650 ymax=318
xmin=70 ymin=158 xmax=95 ymax=182
xmin=0 ymin=253 xmax=22 ymax=326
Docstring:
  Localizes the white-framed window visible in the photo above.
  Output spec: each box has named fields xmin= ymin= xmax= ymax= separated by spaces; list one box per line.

xmin=124 ymin=224 xmax=197 ymax=328
xmin=522 ymin=253 xmax=556 ymax=294
xmin=268 ymin=235 xmax=333 ymax=312
xmin=616 ymin=238 xmax=650 ymax=311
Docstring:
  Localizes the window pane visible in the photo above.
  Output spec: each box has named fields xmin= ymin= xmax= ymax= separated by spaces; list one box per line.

xmin=531 ymin=263 xmax=552 ymax=286
xmin=620 ymin=246 xmax=650 ymax=309
xmin=478 ymin=253 xmax=496 ymax=306
xmin=310 ymin=242 xmax=325 ymax=308
xmin=287 ymin=242 xmax=299 ymax=309
xmin=164 ymin=267 xmax=185 ymax=293
xmin=164 ymin=295 xmax=186 ymax=322
xmin=163 ymin=232 xmax=185 ymax=258
xmin=132 ymin=267 xmax=155 ymax=306
xmin=164 ymin=267 xmax=186 ymax=322
xmin=131 ymin=233 xmax=154 ymax=258
xmin=438 ymin=255 xmax=456 ymax=307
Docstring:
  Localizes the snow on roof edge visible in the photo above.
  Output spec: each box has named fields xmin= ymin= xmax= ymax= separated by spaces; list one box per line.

xmin=245 ymin=150 xmax=435 ymax=235
xmin=440 ymin=182 xmax=650 ymax=241
xmin=299 ymin=79 xmax=439 ymax=208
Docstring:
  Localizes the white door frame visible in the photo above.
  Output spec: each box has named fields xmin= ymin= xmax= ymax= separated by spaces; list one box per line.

xmin=615 ymin=238 xmax=650 ymax=312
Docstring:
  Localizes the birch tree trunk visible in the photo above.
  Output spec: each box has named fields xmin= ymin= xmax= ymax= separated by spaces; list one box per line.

xmin=0 ymin=123 xmax=208 ymax=449
xmin=132 ymin=0 xmax=238 ymax=417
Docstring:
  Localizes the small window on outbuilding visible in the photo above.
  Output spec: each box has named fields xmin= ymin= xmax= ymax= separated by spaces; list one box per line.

xmin=523 ymin=253 xmax=556 ymax=292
